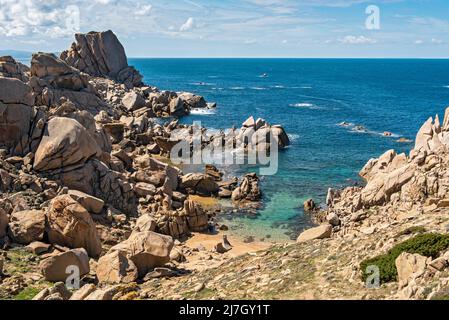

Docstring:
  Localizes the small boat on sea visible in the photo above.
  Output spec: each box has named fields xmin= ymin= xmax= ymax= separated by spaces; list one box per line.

xmin=259 ymin=73 xmax=269 ymax=78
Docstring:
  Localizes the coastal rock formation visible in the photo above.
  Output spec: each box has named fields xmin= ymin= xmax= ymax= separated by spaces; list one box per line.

xmin=7 ymin=210 xmax=45 ymax=244
xmin=45 ymin=195 xmax=102 ymax=258
xmin=33 ymin=117 xmax=102 ymax=171
xmin=0 ymin=29 xmax=296 ymax=300
xmin=395 ymin=252 xmax=428 ymax=289
xmin=237 ymin=116 xmax=290 ymax=150
xmin=296 ymin=224 xmax=332 ymax=243
xmin=327 ymin=107 xmax=449 ymax=218
xmin=29 ymin=53 xmax=108 ymax=115
xmin=108 ymin=231 xmax=174 ymax=277
xmin=96 ymin=251 xmax=138 ymax=284
xmin=232 ymin=173 xmax=261 ymax=202
xmin=180 ymin=173 xmax=219 ymax=196
xmin=0 ymin=56 xmax=29 ymax=82
xmin=0 ymin=208 xmax=8 ymax=238
xmin=0 ymin=77 xmax=34 ymax=152
xmin=39 ymin=248 xmax=90 ymax=282
xmin=60 ymin=30 xmax=143 ymax=89
xmin=67 ymin=190 xmax=105 ymax=214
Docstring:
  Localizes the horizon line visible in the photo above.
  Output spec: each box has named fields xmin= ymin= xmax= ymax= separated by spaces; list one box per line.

xmin=128 ymin=56 xmax=449 ymax=59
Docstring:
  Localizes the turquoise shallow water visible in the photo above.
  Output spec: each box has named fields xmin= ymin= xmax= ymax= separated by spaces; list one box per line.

xmin=131 ymin=58 xmax=449 ymax=241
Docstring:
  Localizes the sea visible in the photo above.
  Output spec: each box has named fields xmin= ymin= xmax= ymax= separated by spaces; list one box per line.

xmin=129 ymin=58 xmax=449 ymax=241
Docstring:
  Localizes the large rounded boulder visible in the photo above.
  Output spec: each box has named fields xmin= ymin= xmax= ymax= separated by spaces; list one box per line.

xmin=34 ymin=117 xmax=101 ymax=172
xmin=109 ymin=231 xmax=173 ymax=277
xmin=45 ymin=195 xmax=102 ymax=258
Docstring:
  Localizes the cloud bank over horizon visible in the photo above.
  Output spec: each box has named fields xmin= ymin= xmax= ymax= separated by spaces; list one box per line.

xmin=1 ymin=0 xmax=449 ymax=58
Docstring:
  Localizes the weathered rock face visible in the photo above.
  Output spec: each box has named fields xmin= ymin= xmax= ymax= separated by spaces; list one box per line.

xmin=109 ymin=231 xmax=173 ymax=277
xmin=60 ymin=30 xmax=143 ymax=89
xmin=8 ymin=210 xmax=46 ymax=244
xmin=0 ymin=208 xmax=8 ymax=238
xmin=134 ymin=214 xmax=157 ymax=233
xmin=231 ymin=173 xmax=261 ymax=202
xmin=47 ymin=159 xmax=137 ymax=215
xmin=39 ymin=248 xmax=90 ymax=282
xmin=303 ymin=199 xmax=317 ymax=212
xmin=0 ymin=56 xmax=29 ymax=82
xmin=237 ymin=116 xmax=290 ymax=150
xmin=67 ymin=189 xmax=105 ymax=214
xmin=395 ymin=252 xmax=428 ymax=289
xmin=33 ymin=117 xmax=101 ymax=172
xmin=178 ymin=93 xmax=207 ymax=110
xmin=0 ymin=77 xmax=34 ymax=151
xmin=296 ymin=224 xmax=332 ymax=243
xmin=122 ymin=91 xmax=145 ymax=111
xmin=45 ymin=195 xmax=102 ymax=257
xmin=183 ymin=200 xmax=209 ymax=232
xmin=169 ymin=97 xmax=186 ymax=117
xmin=29 ymin=52 xmax=108 ymax=115
xmin=180 ymin=173 xmax=219 ymax=196
xmin=96 ymin=251 xmax=138 ymax=284
xmin=30 ymin=52 xmax=91 ymax=91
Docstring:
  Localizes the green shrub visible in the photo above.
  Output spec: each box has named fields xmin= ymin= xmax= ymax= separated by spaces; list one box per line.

xmin=396 ymin=226 xmax=426 ymax=237
xmin=360 ymin=233 xmax=449 ymax=284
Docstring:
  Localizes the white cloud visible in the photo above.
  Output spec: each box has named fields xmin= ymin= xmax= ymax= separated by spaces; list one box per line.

xmin=0 ymin=0 xmax=78 ymax=38
xmin=135 ymin=4 xmax=152 ymax=16
xmin=180 ymin=17 xmax=195 ymax=32
xmin=94 ymin=0 xmax=112 ymax=4
xmin=339 ymin=35 xmax=377 ymax=44
xmin=415 ymin=40 xmax=423 ymax=44
xmin=431 ymin=38 xmax=443 ymax=44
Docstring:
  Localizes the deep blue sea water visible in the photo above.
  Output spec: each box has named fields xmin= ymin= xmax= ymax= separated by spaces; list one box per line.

xmin=130 ymin=58 xmax=449 ymax=241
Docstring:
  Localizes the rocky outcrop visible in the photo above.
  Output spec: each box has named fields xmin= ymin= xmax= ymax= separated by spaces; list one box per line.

xmin=326 ymin=107 xmax=449 ymax=218
xmin=296 ymin=224 xmax=332 ymax=243
xmin=45 ymin=195 xmax=102 ymax=257
xmin=46 ymin=159 xmax=137 ymax=215
xmin=39 ymin=248 xmax=90 ymax=282
xmin=60 ymin=30 xmax=143 ymax=89
xmin=180 ymin=173 xmax=219 ymax=196
xmin=0 ymin=77 xmax=34 ymax=152
xmin=96 ymin=251 xmax=138 ymax=284
xmin=395 ymin=252 xmax=428 ymax=289
xmin=237 ymin=116 xmax=290 ymax=150
xmin=33 ymin=117 xmax=102 ymax=171
xmin=67 ymin=189 xmax=105 ymax=214
xmin=29 ymin=53 xmax=108 ymax=115
xmin=183 ymin=200 xmax=209 ymax=232
xmin=8 ymin=210 xmax=45 ymax=244
xmin=0 ymin=56 xmax=29 ymax=82
xmin=231 ymin=173 xmax=261 ymax=202
xmin=108 ymin=231 xmax=174 ymax=277
xmin=0 ymin=208 xmax=8 ymax=238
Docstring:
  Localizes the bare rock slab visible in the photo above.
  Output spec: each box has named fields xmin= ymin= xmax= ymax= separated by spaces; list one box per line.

xmin=296 ymin=224 xmax=332 ymax=243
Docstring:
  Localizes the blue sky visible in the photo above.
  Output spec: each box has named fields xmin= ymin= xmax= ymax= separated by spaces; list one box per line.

xmin=1 ymin=0 xmax=449 ymax=57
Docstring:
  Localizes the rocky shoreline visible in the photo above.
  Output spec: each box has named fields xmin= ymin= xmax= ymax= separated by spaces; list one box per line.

xmin=0 ymin=30 xmax=291 ymax=300
xmin=2 ymin=29 xmax=449 ymax=301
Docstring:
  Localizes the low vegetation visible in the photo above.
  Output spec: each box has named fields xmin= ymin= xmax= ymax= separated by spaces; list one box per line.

xmin=360 ymin=233 xmax=449 ymax=284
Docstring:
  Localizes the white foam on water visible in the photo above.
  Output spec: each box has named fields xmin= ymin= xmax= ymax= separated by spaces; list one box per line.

xmin=190 ymin=108 xmax=216 ymax=115
xmin=230 ymin=87 xmax=245 ymax=90
xmin=190 ymin=82 xmax=215 ymax=86
xmin=251 ymin=87 xmax=267 ymax=90
xmin=289 ymin=103 xmax=322 ymax=110
xmin=288 ymin=134 xmax=299 ymax=141
xmin=339 ymin=122 xmax=400 ymax=138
